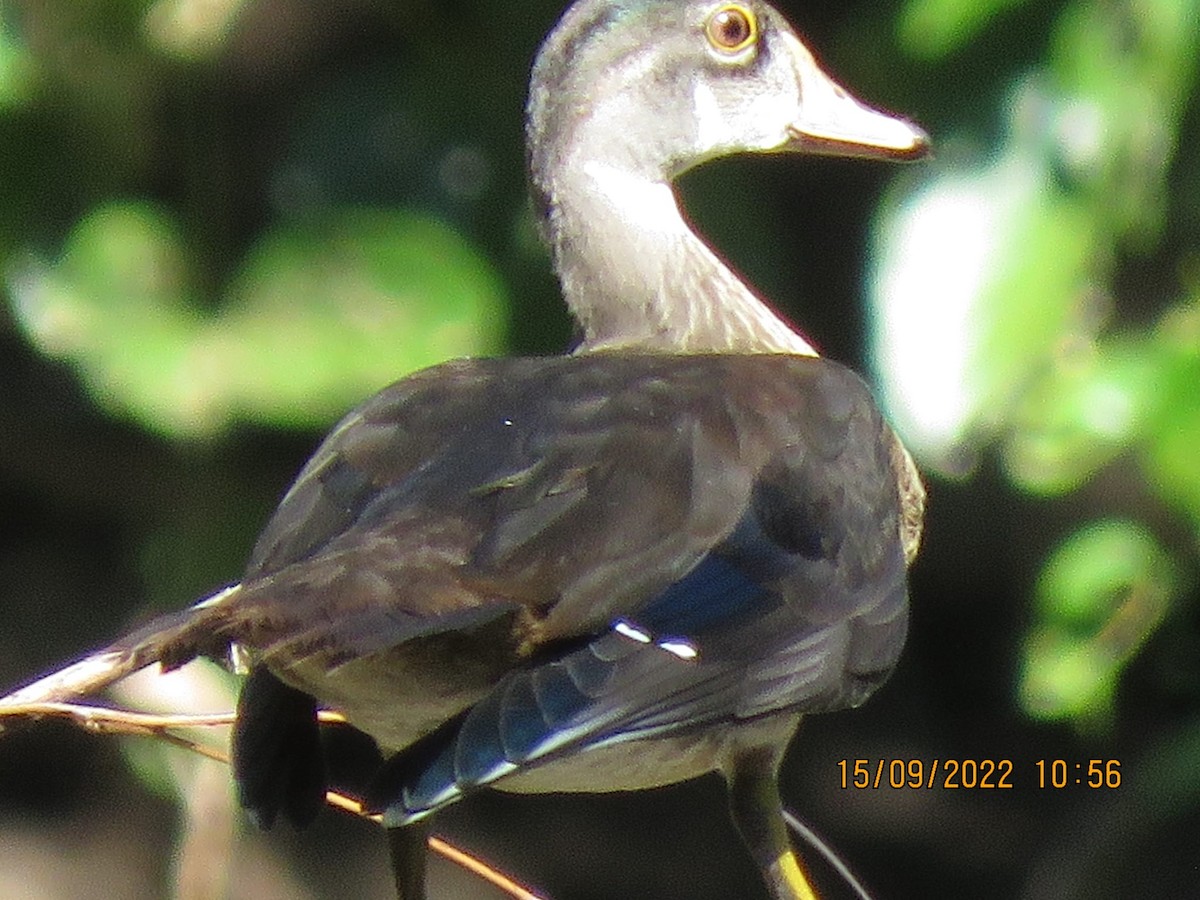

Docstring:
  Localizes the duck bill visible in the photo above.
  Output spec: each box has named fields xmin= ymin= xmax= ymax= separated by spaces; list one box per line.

xmin=784 ymin=35 xmax=929 ymax=161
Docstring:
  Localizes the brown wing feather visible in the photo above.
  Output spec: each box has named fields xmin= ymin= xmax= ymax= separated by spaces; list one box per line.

xmin=143 ymin=353 xmax=909 ymax=752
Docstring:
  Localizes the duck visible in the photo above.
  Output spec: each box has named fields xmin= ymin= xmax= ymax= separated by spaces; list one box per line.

xmin=2 ymin=1 xmax=928 ymax=897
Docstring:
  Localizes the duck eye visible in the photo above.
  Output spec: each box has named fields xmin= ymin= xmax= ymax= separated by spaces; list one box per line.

xmin=705 ymin=4 xmax=759 ymax=55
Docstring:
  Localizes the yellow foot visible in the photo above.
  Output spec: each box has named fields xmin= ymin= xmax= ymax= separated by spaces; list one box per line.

xmin=767 ymin=849 xmax=820 ymax=900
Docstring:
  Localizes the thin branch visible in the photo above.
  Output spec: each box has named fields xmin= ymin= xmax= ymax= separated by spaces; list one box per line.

xmin=0 ymin=699 xmax=545 ymax=900
xmin=0 ymin=701 xmax=237 ymax=734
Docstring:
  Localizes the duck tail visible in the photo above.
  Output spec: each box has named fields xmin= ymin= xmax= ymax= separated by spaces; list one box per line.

xmin=0 ymin=583 xmax=242 ymax=708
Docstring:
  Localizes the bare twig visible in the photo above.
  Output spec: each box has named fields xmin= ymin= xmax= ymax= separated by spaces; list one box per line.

xmin=0 ymin=698 xmax=545 ymax=900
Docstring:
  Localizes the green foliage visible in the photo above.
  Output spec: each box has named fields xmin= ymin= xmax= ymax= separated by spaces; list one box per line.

xmin=1020 ymin=520 xmax=1176 ymax=723
xmin=1004 ymin=334 xmax=1154 ymax=493
xmin=11 ymin=201 xmax=506 ymax=436
xmin=1142 ymin=305 xmax=1200 ymax=525
xmin=898 ymin=0 xmax=1031 ymax=59
xmin=0 ymin=12 xmax=34 ymax=109
xmin=874 ymin=0 xmax=1200 ymax=729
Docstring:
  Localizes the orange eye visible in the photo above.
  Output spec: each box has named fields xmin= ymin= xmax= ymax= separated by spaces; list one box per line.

xmin=706 ymin=4 xmax=759 ymax=55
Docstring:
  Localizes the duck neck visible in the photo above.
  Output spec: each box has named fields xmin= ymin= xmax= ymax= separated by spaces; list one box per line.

xmin=538 ymin=160 xmax=818 ymax=356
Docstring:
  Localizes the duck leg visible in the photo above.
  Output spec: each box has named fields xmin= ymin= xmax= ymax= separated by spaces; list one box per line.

xmin=728 ymin=746 xmax=819 ymax=900
xmin=387 ymin=824 xmax=428 ymax=900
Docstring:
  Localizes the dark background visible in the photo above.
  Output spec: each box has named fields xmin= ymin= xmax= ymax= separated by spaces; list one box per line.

xmin=1 ymin=0 xmax=1197 ymax=897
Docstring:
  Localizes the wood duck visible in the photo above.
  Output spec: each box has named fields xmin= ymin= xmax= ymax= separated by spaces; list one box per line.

xmin=5 ymin=1 xmax=927 ymax=897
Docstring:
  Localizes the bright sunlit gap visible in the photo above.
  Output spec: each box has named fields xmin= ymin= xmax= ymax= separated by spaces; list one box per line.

xmin=869 ymin=151 xmax=1054 ymax=475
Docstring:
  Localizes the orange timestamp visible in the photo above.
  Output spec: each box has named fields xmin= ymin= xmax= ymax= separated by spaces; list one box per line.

xmin=838 ymin=758 xmax=1014 ymax=789
xmin=836 ymin=758 xmax=1122 ymax=790
xmin=1035 ymin=758 xmax=1121 ymax=788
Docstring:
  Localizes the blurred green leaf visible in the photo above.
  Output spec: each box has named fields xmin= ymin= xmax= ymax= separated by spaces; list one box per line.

xmin=1048 ymin=0 xmax=1200 ymax=244
xmin=1141 ymin=300 xmax=1200 ymax=530
xmin=875 ymin=0 xmax=1200 ymax=742
xmin=12 ymin=202 xmax=204 ymax=429
xmin=216 ymin=208 xmax=508 ymax=429
xmin=898 ymin=0 xmax=1030 ymax=59
xmin=1004 ymin=338 xmax=1160 ymax=494
xmin=0 ymin=12 xmax=36 ymax=109
xmin=972 ymin=174 xmax=1100 ymax=417
xmin=1020 ymin=519 xmax=1178 ymax=723
xmin=8 ymin=201 xmax=507 ymax=437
